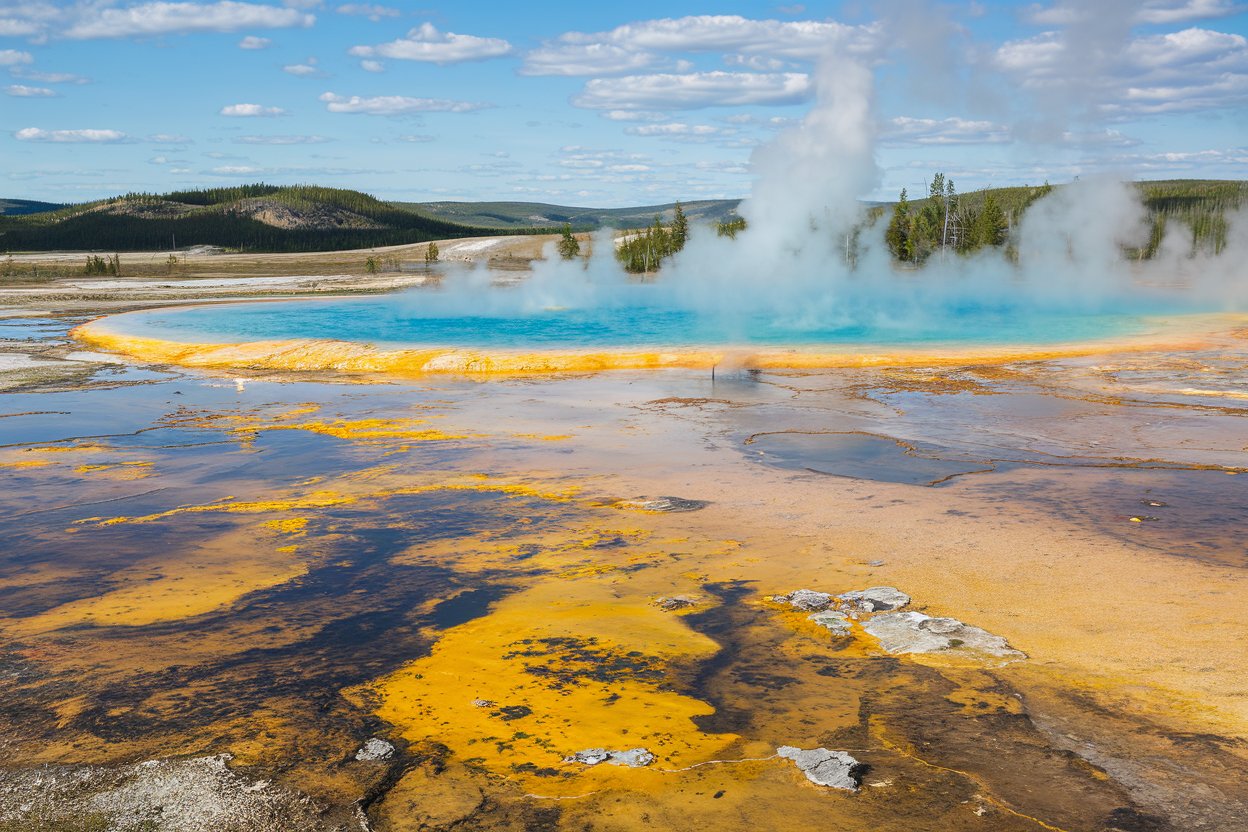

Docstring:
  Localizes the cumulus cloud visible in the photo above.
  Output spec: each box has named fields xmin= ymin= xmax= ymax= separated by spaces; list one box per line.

xmin=348 ymin=22 xmax=511 ymax=64
xmin=1026 ymin=0 xmax=1245 ymax=25
xmin=336 ymin=4 xmax=400 ymax=21
xmin=521 ymin=15 xmax=878 ymax=76
xmin=995 ymin=24 xmax=1248 ymax=121
xmin=624 ymin=122 xmax=730 ymax=138
xmin=209 ymin=164 xmax=263 ymax=175
xmin=359 ymin=59 xmax=384 ymax=72
xmin=283 ymin=58 xmax=321 ymax=76
xmin=1136 ymin=0 xmax=1246 ymax=23
xmin=573 ymin=71 xmax=812 ymax=110
xmin=15 ymin=127 xmax=130 ymax=143
xmin=235 ymin=134 xmax=331 ymax=144
xmin=882 ymin=116 xmax=1010 ymax=145
xmin=519 ymin=43 xmax=669 ymax=77
xmin=5 ymin=84 xmax=56 ymax=97
xmin=0 ymin=49 xmax=33 ymax=66
xmin=11 ymin=69 xmax=90 ymax=84
xmin=63 ymin=2 xmax=315 ymax=39
xmin=238 ymin=35 xmax=271 ymax=49
xmin=319 ymin=91 xmax=489 ymax=114
xmin=220 ymin=103 xmax=288 ymax=116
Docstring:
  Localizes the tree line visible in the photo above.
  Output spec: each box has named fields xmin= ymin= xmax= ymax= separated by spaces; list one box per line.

xmin=616 ymin=203 xmax=689 ymax=273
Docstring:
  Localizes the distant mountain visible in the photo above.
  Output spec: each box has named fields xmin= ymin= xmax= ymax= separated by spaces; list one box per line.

xmin=0 ymin=198 xmax=63 ymax=216
xmin=0 ymin=185 xmax=495 ymax=253
xmin=395 ymin=199 xmax=743 ymax=231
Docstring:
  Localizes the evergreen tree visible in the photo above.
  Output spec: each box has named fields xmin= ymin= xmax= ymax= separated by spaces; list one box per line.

xmin=671 ymin=201 xmax=688 ymax=250
xmin=974 ymin=194 xmax=1008 ymax=247
xmin=556 ymin=224 xmax=580 ymax=259
xmin=885 ymin=188 xmax=912 ymax=261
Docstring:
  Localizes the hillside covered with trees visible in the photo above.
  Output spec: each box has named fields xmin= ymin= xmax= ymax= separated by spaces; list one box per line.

xmin=883 ymin=177 xmax=1245 ymax=263
xmin=0 ymin=185 xmax=495 ymax=253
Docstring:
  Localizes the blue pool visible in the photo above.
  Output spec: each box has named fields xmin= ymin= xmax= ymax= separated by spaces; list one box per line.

xmin=112 ymin=296 xmax=1159 ymax=349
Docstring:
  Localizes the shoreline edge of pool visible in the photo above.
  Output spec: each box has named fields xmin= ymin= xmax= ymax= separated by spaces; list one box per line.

xmin=71 ymin=306 xmax=1247 ymax=377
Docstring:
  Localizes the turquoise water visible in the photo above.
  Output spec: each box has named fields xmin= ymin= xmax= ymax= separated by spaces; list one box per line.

xmin=114 ymin=297 xmax=1155 ymax=349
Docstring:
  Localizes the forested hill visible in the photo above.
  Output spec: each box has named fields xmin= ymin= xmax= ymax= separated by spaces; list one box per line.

xmin=0 ymin=198 xmax=63 ymax=216
xmin=881 ymin=178 xmax=1247 ymax=263
xmin=399 ymin=199 xmax=742 ymax=231
xmin=0 ymin=185 xmax=497 ymax=253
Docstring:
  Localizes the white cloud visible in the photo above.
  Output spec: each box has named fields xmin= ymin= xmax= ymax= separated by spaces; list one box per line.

xmin=994 ymin=25 xmax=1248 ymax=118
xmin=283 ymin=61 xmax=319 ymax=76
xmin=573 ymin=71 xmax=812 ymax=110
xmin=12 ymin=69 xmax=90 ymax=84
xmin=349 ymin=22 xmax=511 ymax=64
xmin=220 ymin=103 xmax=288 ymax=117
xmin=210 ymin=165 xmax=263 ymax=175
xmin=359 ymin=59 xmax=384 ymax=72
xmin=601 ymin=110 xmax=669 ymax=122
xmin=882 ymin=116 xmax=1010 ymax=145
xmin=0 ymin=18 xmax=41 ymax=37
xmin=519 ymin=43 xmax=667 ymax=77
xmin=520 ymin=15 xmax=878 ymax=76
xmin=64 ymin=2 xmax=315 ymax=39
xmin=5 ymin=84 xmax=56 ymax=97
xmin=1136 ymin=0 xmax=1245 ymax=24
xmin=149 ymin=133 xmax=194 ymax=143
xmin=0 ymin=50 xmax=33 ymax=66
xmin=396 ymin=134 xmax=435 ymax=142
xmin=319 ymin=91 xmax=488 ymax=114
xmin=624 ymin=122 xmax=725 ymax=137
xmin=1027 ymin=0 xmax=1246 ymax=25
xmin=235 ymin=134 xmax=331 ymax=144
xmin=238 ymin=35 xmax=271 ymax=49
xmin=15 ymin=127 xmax=130 ymax=143
xmin=336 ymin=4 xmax=400 ymax=21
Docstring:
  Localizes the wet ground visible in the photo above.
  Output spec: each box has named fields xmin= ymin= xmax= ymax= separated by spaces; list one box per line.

xmin=0 ymin=311 xmax=1246 ymax=831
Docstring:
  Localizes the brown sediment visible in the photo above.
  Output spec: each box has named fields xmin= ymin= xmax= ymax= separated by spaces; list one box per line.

xmin=70 ymin=311 xmax=1241 ymax=378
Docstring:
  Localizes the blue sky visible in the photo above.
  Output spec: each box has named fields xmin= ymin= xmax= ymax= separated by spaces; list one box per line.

xmin=2 ymin=0 xmax=1246 ymax=206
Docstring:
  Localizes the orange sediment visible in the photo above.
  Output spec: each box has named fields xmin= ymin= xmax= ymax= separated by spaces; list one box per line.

xmin=71 ymin=313 xmax=1239 ymax=379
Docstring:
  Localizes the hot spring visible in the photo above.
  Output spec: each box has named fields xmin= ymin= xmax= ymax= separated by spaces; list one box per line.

xmin=92 ymin=296 xmax=1166 ymax=350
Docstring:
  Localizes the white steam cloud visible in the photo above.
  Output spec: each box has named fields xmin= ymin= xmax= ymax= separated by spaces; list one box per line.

xmin=400 ymin=42 xmax=1246 ymax=340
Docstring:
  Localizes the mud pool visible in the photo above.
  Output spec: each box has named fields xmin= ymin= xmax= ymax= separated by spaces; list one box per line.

xmin=1 ymin=312 xmax=1247 ymax=831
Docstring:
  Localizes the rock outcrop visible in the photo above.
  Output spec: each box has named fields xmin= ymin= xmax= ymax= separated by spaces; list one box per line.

xmin=862 ymin=611 xmax=1024 ymax=658
xmin=354 ymin=738 xmax=395 ymax=761
xmin=776 ymin=746 xmax=862 ymax=791
xmin=564 ymin=748 xmax=656 ymax=767
xmin=613 ymin=496 xmax=709 ymax=513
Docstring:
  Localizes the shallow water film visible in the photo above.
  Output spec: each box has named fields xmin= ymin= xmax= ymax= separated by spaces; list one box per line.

xmin=1 ymin=314 xmax=1247 ymax=832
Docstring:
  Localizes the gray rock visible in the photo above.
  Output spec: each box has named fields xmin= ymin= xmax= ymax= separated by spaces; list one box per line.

xmin=862 ymin=611 xmax=1025 ymax=659
xmin=354 ymin=738 xmax=395 ymax=762
xmin=776 ymin=746 xmax=862 ymax=791
xmin=775 ymin=589 xmax=833 ymax=611
xmin=614 ymin=496 xmax=708 ymax=513
xmin=837 ymin=586 xmax=911 ymax=612
xmin=564 ymin=748 xmax=655 ymax=767
xmin=808 ymin=610 xmax=852 ymax=636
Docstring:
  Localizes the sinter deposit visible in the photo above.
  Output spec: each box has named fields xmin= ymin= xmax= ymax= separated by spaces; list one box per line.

xmin=776 ymin=746 xmax=863 ymax=791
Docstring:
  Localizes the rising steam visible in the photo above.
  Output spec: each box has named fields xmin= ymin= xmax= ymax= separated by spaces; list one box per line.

xmin=403 ymin=39 xmax=1247 ymax=335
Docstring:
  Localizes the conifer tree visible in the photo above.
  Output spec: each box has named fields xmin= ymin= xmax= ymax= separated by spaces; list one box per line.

xmin=885 ymin=188 xmax=912 ymax=261
xmin=671 ymin=202 xmax=688 ymax=250
xmin=556 ymin=224 xmax=580 ymax=259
